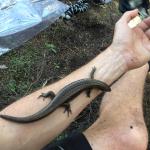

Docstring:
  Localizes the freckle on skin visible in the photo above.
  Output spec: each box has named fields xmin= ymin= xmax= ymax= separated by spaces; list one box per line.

xmin=130 ymin=126 xmax=133 ymax=129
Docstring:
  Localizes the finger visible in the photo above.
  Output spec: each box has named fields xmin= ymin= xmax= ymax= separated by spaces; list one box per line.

xmin=145 ymin=29 xmax=150 ymax=39
xmin=120 ymin=9 xmax=139 ymax=23
xmin=138 ymin=17 xmax=150 ymax=31
xmin=143 ymin=17 xmax=150 ymax=27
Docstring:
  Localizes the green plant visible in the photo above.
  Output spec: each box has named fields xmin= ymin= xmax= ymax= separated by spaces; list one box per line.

xmin=7 ymin=79 xmax=17 ymax=94
xmin=45 ymin=43 xmax=57 ymax=54
xmin=54 ymin=62 xmax=60 ymax=69
xmin=57 ymin=133 xmax=68 ymax=141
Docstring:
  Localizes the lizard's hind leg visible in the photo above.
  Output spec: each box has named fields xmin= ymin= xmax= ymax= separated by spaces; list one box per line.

xmin=62 ymin=103 xmax=72 ymax=116
xmin=38 ymin=91 xmax=56 ymax=101
xmin=86 ymin=66 xmax=96 ymax=97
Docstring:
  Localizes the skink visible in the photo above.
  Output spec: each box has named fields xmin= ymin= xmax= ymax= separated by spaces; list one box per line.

xmin=0 ymin=79 xmax=111 ymax=123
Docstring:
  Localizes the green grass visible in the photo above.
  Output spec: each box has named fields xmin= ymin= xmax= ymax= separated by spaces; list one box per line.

xmin=45 ymin=43 xmax=58 ymax=54
xmin=0 ymin=45 xmax=43 ymax=96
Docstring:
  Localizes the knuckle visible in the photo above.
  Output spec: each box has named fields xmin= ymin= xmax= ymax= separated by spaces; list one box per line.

xmin=124 ymin=11 xmax=130 ymax=16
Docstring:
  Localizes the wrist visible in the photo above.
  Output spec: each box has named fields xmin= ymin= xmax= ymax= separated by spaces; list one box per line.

xmin=92 ymin=45 xmax=128 ymax=85
xmin=109 ymin=44 xmax=129 ymax=71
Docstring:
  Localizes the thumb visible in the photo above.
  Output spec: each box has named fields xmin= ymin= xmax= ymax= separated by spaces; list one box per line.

xmin=120 ymin=9 xmax=139 ymax=23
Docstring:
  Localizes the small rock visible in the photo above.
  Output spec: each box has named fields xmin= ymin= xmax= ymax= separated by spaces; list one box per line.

xmin=0 ymin=65 xmax=8 ymax=69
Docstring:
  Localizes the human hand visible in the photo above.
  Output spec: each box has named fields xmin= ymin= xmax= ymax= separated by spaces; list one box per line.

xmin=111 ymin=9 xmax=150 ymax=70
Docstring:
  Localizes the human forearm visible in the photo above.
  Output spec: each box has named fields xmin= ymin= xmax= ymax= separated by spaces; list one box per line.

xmin=0 ymin=46 xmax=127 ymax=150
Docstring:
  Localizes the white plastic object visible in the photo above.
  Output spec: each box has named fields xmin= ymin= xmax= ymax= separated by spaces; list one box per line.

xmin=0 ymin=0 xmax=68 ymax=56
xmin=128 ymin=15 xmax=142 ymax=28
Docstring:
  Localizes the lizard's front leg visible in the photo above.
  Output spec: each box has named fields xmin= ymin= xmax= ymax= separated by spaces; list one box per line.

xmin=38 ymin=91 xmax=56 ymax=100
xmin=86 ymin=66 xmax=96 ymax=97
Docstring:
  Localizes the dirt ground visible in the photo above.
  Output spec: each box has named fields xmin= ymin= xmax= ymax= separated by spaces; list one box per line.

xmin=0 ymin=1 xmax=150 ymax=149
